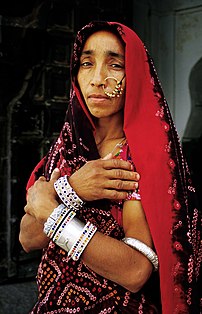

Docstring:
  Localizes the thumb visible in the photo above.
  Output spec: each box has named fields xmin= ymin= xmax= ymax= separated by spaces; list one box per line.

xmin=50 ymin=168 xmax=61 ymax=181
xmin=102 ymin=152 xmax=113 ymax=160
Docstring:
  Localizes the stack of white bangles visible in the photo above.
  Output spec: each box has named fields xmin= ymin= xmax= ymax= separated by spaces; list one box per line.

xmin=43 ymin=175 xmax=159 ymax=270
xmin=43 ymin=175 xmax=97 ymax=261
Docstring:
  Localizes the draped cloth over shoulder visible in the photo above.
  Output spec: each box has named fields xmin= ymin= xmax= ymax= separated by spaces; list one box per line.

xmin=28 ymin=21 xmax=201 ymax=314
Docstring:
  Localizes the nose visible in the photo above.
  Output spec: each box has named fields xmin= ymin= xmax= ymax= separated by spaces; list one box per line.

xmin=90 ymin=66 xmax=106 ymax=87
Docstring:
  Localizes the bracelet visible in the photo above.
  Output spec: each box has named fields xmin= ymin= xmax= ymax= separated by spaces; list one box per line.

xmin=43 ymin=203 xmax=68 ymax=237
xmin=126 ymin=190 xmax=141 ymax=201
xmin=55 ymin=218 xmax=97 ymax=261
xmin=43 ymin=203 xmax=97 ymax=262
xmin=54 ymin=175 xmax=84 ymax=211
xmin=68 ymin=221 xmax=97 ymax=261
xmin=55 ymin=216 xmax=85 ymax=251
xmin=52 ymin=210 xmax=76 ymax=242
xmin=122 ymin=237 xmax=159 ymax=271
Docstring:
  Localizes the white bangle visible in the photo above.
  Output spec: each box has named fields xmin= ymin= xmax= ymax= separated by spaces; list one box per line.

xmin=55 ymin=218 xmax=97 ymax=261
xmin=54 ymin=175 xmax=83 ymax=211
xmin=43 ymin=202 xmax=97 ymax=261
xmin=43 ymin=203 xmax=68 ymax=237
xmin=122 ymin=237 xmax=159 ymax=271
xmin=68 ymin=221 xmax=97 ymax=261
xmin=55 ymin=216 xmax=85 ymax=252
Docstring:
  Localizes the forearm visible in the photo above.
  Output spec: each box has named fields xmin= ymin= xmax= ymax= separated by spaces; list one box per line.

xmin=81 ymin=231 xmax=152 ymax=293
xmin=19 ymin=213 xmax=49 ymax=252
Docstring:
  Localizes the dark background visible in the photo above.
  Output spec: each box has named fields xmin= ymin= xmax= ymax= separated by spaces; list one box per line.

xmin=0 ymin=0 xmax=135 ymax=284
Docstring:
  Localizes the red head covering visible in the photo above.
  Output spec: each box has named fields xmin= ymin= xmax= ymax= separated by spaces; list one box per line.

xmin=28 ymin=21 xmax=201 ymax=314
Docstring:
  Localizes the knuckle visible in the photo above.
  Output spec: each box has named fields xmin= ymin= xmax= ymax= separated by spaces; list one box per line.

xmin=111 ymin=190 xmax=127 ymax=200
xmin=111 ymin=190 xmax=119 ymax=199
xmin=115 ymin=169 xmax=123 ymax=179
xmin=112 ymin=158 xmax=120 ymax=167
xmin=89 ymin=160 xmax=101 ymax=173
xmin=116 ymin=180 xmax=124 ymax=190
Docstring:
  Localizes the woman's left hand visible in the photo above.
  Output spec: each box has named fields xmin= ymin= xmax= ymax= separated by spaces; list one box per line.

xmin=24 ymin=168 xmax=60 ymax=224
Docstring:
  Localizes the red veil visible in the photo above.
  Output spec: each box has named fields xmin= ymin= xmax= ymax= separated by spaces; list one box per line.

xmin=28 ymin=21 xmax=201 ymax=314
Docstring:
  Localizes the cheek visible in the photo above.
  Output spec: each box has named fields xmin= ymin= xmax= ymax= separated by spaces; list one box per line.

xmin=77 ymin=76 xmax=87 ymax=97
xmin=117 ymin=92 xmax=125 ymax=109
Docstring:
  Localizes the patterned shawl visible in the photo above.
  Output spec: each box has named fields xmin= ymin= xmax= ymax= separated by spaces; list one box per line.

xmin=28 ymin=21 xmax=201 ymax=314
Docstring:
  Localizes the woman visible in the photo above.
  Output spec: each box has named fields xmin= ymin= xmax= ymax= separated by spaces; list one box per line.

xmin=19 ymin=21 xmax=201 ymax=313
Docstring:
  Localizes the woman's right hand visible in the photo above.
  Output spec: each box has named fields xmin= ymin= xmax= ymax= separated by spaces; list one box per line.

xmin=68 ymin=157 xmax=140 ymax=202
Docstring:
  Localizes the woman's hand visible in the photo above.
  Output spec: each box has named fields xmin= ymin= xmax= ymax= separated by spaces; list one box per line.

xmin=69 ymin=155 xmax=140 ymax=202
xmin=24 ymin=168 xmax=61 ymax=224
xmin=19 ymin=213 xmax=49 ymax=252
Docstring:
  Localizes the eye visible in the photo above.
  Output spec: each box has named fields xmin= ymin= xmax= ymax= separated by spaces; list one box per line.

xmin=80 ymin=61 xmax=93 ymax=68
xmin=110 ymin=63 xmax=124 ymax=69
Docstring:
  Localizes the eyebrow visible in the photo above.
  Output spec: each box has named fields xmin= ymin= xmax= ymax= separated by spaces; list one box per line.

xmin=81 ymin=49 xmax=124 ymax=60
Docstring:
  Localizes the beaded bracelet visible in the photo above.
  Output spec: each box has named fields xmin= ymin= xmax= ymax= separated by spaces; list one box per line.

xmin=54 ymin=175 xmax=83 ymax=211
xmin=122 ymin=237 xmax=159 ymax=271
xmin=52 ymin=210 xmax=76 ymax=242
xmin=68 ymin=221 xmax=97 ymax=261
xmin=43 ymin=203 xmax=68 ymax=237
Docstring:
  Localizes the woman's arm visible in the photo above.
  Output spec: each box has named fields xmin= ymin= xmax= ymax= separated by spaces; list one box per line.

xmin=19 ymin=158 xmax=137 ymax=252
xmin=19 ymin=160 xmax=152 ymax=292
xmin=19 ymin=213 xmax=49 ymax=252
xmin=19 ymin=169 xmax=60 ymax=252
xmin=81 ymin=200 xmax=153 ymax=293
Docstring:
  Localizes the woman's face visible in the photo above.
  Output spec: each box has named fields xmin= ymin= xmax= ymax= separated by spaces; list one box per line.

xmin=77 ymin=30 xmax=125 ymax=119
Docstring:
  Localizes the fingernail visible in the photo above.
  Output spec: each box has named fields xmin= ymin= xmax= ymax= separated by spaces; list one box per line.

xmin=136 ymin=173 xmax=140 ymax=180
xmin=54 ymin=168 xmax=60 ymax=172
xmin=134 ymin=182 xmax=138 ymax=189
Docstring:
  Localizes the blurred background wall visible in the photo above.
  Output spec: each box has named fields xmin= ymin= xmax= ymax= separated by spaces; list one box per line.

xmin=0 ymin=0 xmax=201 ymax=309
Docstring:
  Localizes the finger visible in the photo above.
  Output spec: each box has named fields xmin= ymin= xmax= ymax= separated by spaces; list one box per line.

xmin=102 ymin=153 xmax=113 ymax=160
xmin=24 ymin=204 xmax=28 ymax=213
xmin=50 ymin=168 xmax=61 ymax=181
xmin=106 ymin=168 xmax=138 ymax=181
xmin=102 ymin=189 xmax=128 ymax=200
xmin=106 ymin=179 xmax=138 ymax=191
xmin=133 ymin=172 xmax=140 ymax=181
xmin=24 ymin=204 xmax=31 ymax=215
xmin=103 ymin=158 xmax=133 ymax=171
xmin=38 ymin=176 xmax=47 ymax=182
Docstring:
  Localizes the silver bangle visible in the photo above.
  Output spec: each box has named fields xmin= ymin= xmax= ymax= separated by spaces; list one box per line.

xmin=122 ymin=237 xmax=159 ymax=271
xmin=43 ymin=203 xmax=67 ymax=237
xmin=55 ymin=216 xmax=85 ymax=252
xmin=54 ymin=175 xmax=84 ymax=210
xmin=55 ymin=217 xmax=97 ymax=261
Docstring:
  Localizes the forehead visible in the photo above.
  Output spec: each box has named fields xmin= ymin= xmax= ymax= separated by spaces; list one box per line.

xmin=82 ymin=30 xmax=125 ymax=55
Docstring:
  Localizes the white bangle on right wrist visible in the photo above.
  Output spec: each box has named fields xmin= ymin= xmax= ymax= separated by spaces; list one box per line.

xmin=54 ymin=175 xmax=84 ymax=210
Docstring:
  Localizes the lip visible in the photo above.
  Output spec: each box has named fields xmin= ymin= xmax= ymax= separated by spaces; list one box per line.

xmin=88 ymin=93 xmax=109 ymax=100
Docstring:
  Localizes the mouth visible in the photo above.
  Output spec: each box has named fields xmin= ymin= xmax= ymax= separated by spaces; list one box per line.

xmin=88 ymin=93 xmax=109 ymax=100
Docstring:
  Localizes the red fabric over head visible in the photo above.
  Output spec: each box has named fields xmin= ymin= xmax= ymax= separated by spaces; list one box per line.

xmin=111 ymin=22 xmax=175 ymax=313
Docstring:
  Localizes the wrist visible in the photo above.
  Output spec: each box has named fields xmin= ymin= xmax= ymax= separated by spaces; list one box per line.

xmin=54 ymin=175 xmax=84 ymax=210
xmin=43 ymin=203 xmax=97 ymax=261
xmin=38 ymin=201 xmax=59 ymax=224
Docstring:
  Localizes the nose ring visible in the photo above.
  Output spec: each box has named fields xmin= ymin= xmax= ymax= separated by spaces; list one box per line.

xmin=103 ymin=75 xmax=125 ymax=98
